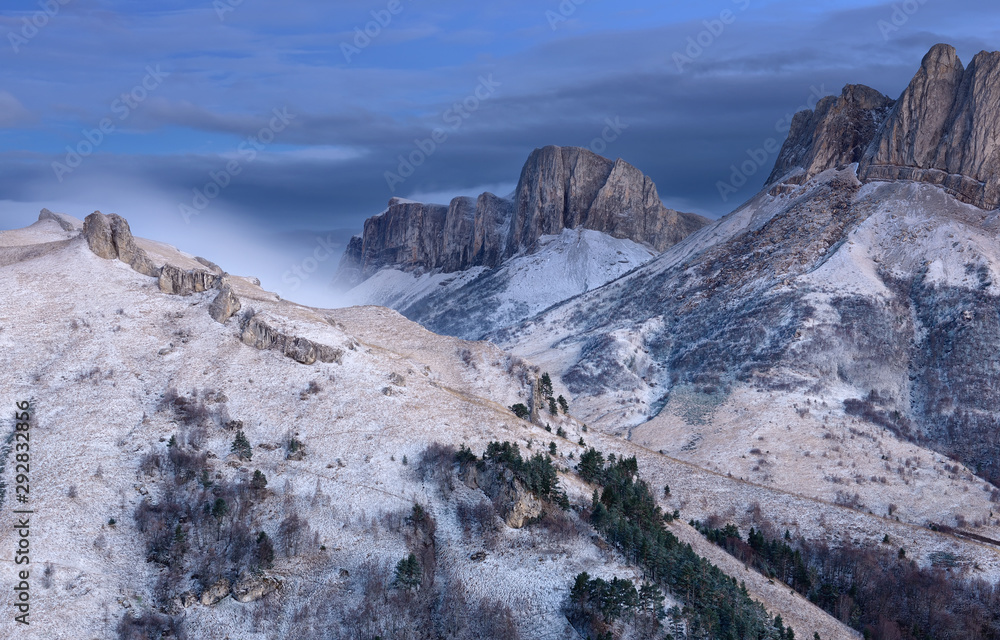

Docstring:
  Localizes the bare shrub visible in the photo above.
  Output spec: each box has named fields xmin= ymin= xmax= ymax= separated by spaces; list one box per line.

xmin=536 ymin=508 xmax=578 ymax=543
xmin=418 ymin=442 xmax=457 ymax=492
xmin=42 ymin=563 xmax=54 ymax=589
xmin=458 ymin=347 xmax=476 ymax=368
xmin=278 ymin=512 xmax=311 ymax=557
xmin=117 ymin=610 xmax=184 ymax=640
xmin=457 ymin=499 xmax=500 ymax=549
xmin=139 ymin=451 xmax=164 ymax=477
xmin=834 ymin=490 xmax=864 ymax=510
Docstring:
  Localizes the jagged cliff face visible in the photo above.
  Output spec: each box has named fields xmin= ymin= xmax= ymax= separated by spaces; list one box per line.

xmin=770 ymin=44 xmax=1000 ymax=211
xmin=495 ymin=44 xmax=1000 ymax=501
xmin=860 ymin=44 xmax=1000 ymax=210
xmin=767 ymin=84 xmax=895 ymax=185
xmin=336 ymin=146 xmax=709 ymax=286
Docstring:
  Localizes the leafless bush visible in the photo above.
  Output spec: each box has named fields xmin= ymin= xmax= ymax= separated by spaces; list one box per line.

xmin=418 ymin=442 xmax=457 ymax=492
xmin=139 ymin=451 xmax=164 ymax=477
xmin=299 ymin=381 xmax=322 ymax=400
xmin=834 ymin=490 xmax=864 ymax=510
xmin=42 ymin=563 xmax=54 ymax=589
xmin=458 ymin=347 xmax=476 ymax=368
xmin=117 ymin=611 xmax=184 ymax=640
xmin=279 ymin=512 xmax=311 ymax=557
xmin=456 ymin=499 xmax=500 ymax=549
xmin=159 ymin=388 xmax=212 ymax=429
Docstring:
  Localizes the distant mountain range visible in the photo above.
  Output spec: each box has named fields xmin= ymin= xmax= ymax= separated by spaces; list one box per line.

xmin=5 ymin=42 xmax=1000 ymax=640
xmin=333 ymin=145 xmax=710 ymax=337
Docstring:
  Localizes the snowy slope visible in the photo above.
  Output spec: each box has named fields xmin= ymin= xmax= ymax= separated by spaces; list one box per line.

xmin=342 ymin=228 xmax=657 ymax=340
xmin=490 ymin=167 xmax=1000 ymax=554
xmin=2 ymin=210 xmax=964 ymax=640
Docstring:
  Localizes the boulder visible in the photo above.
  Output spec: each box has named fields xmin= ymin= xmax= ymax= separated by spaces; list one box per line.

xmin=81 ymin=211 xmax=159 ymax=276
xmin=208 ymin=284 xmax=241 ymax=323
xmin=232 ymin=573 xmax=280 ymax=603
xmin=108 ymin=214 xmax=159 ymax=277
xmin=82 ymin=211 xmax=116 ymax=259
xmin=200 ymin=578 xmax=231 ymax=606
xmin=158 ymin=264 xmax=220 ymax=296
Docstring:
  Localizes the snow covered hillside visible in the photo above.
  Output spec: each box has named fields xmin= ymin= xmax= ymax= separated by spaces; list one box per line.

xmin=5 ymin=209 xmax=975 ymax=640
xmin=342 ymin=228 xmax=657 ymax=340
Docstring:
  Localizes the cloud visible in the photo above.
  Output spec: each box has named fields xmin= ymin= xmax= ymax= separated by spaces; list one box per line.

xmin=0 ymin=92 xmax=34 ymax=127
xmin=3 ymin=0 xmax=999 ymax=270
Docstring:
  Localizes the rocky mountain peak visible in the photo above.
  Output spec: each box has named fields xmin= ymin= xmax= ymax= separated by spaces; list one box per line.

xmin=766 ymin=83 xmax=895 ymax=186
xmin=335 ymin=146 xmax=709 ymax=287
xmin=770 ymin=43 xmax=1000 ymax=211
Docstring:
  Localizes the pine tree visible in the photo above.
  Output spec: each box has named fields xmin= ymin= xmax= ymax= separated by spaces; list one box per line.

xmin=510 ymin=403 xmax=530 ymax=419
xmin=549 ymin=442 xmax=557 ymax=456
xmin=557 ymin=395 xmax=569 ymax=413
xmin=578 ymin=448 xmax=605 ymax=482
xmin=539 ymin=373 xmax=553 ymax=398
xmin=251 ymin=469 xmax=268 ymax=491
xmin=393 ymin=553 xmax=422 ymax=589
xmin=255 ymin=531 xmax=275 ymax=568
xmin=231 ymin=429 xmax=252 ymax=460
xmin=548 ymin=397 xmax=558 ymax=414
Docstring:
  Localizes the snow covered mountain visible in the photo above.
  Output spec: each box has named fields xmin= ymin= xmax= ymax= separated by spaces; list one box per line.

xmin=493 ymin=44 xmax=1000 ymax=527
xmin=340 ymin=228 xmax=657 ymax=339
xmin=0 ymin=208 xmax=886 ymax=640
xmin=334 ymin=146 xmax=710 ymax=339
xmin=6 ymin=41 xmax=1000 ymax=640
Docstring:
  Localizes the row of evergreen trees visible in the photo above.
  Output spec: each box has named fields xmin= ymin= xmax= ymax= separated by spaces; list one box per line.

xmin=577 ymin=447 xmax=789 ymax=639
xmin=481 ymin=441 xmax=570 ymax=509
xmin=693 ymin=519 xmax=1000 ymax=639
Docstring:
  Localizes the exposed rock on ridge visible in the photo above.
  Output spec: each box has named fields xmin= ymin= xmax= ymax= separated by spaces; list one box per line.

xmin=83 ymin=211 xmax=159 ymax=277
xmin=158 ymin=264 xmax=220 ymax=296
xmin=39 ymin=208 xmax=81 ymax=232
xmin=337 ymin=146 xmax=709 ymax=285
xmin=239 ymin=311 xmax=344 ymax=365
xmin=79 ymin=210 xmax=343 ymax=367
xmin=767 ymin=84 xmax=895 ymax=185
xmin=770 ymin=44 xmax=1000 ymax=211
xmin=860 ymin=44 xmax=1000 ymax=210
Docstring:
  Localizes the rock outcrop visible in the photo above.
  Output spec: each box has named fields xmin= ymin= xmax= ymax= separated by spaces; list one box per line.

xmin=200 ymin=578 xmax=231 ymax=606
xmin=336 ymin=146 xmax=709 ymax=285
xmin=38 ymin=208 xmax=80 ymax=232
xmin=860 ymin=44 xmax=1000 ymax=210
xmin=158 ymin=264 xmax=220 ymax=295
xmin=239 ymin=312 xmax=344 ymax=365
xmin=82 ymin=211 xmax=159 ymax=277
xmin=767 ymin=84 xmax=895 ymax=185
xmin=232 ymin=573 xmax=280 ymax=603
xmin=770 ymin=44 xmax=1000 ymax=211
xmin=512 ymin=146 xmax=706 ymax=253
xmin=461 ymin=462 xmax=543 ymax=528
xmin=208 ymin=283 xmax=241 ymax=323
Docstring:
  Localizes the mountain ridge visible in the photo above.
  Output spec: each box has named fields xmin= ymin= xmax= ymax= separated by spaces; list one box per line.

xmin=335 ymin=145 xmax=710 ymax=288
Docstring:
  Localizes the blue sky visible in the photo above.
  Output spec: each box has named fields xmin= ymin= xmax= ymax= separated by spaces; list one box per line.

xmin=1 ymin=0 xmax=998 ymax=304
